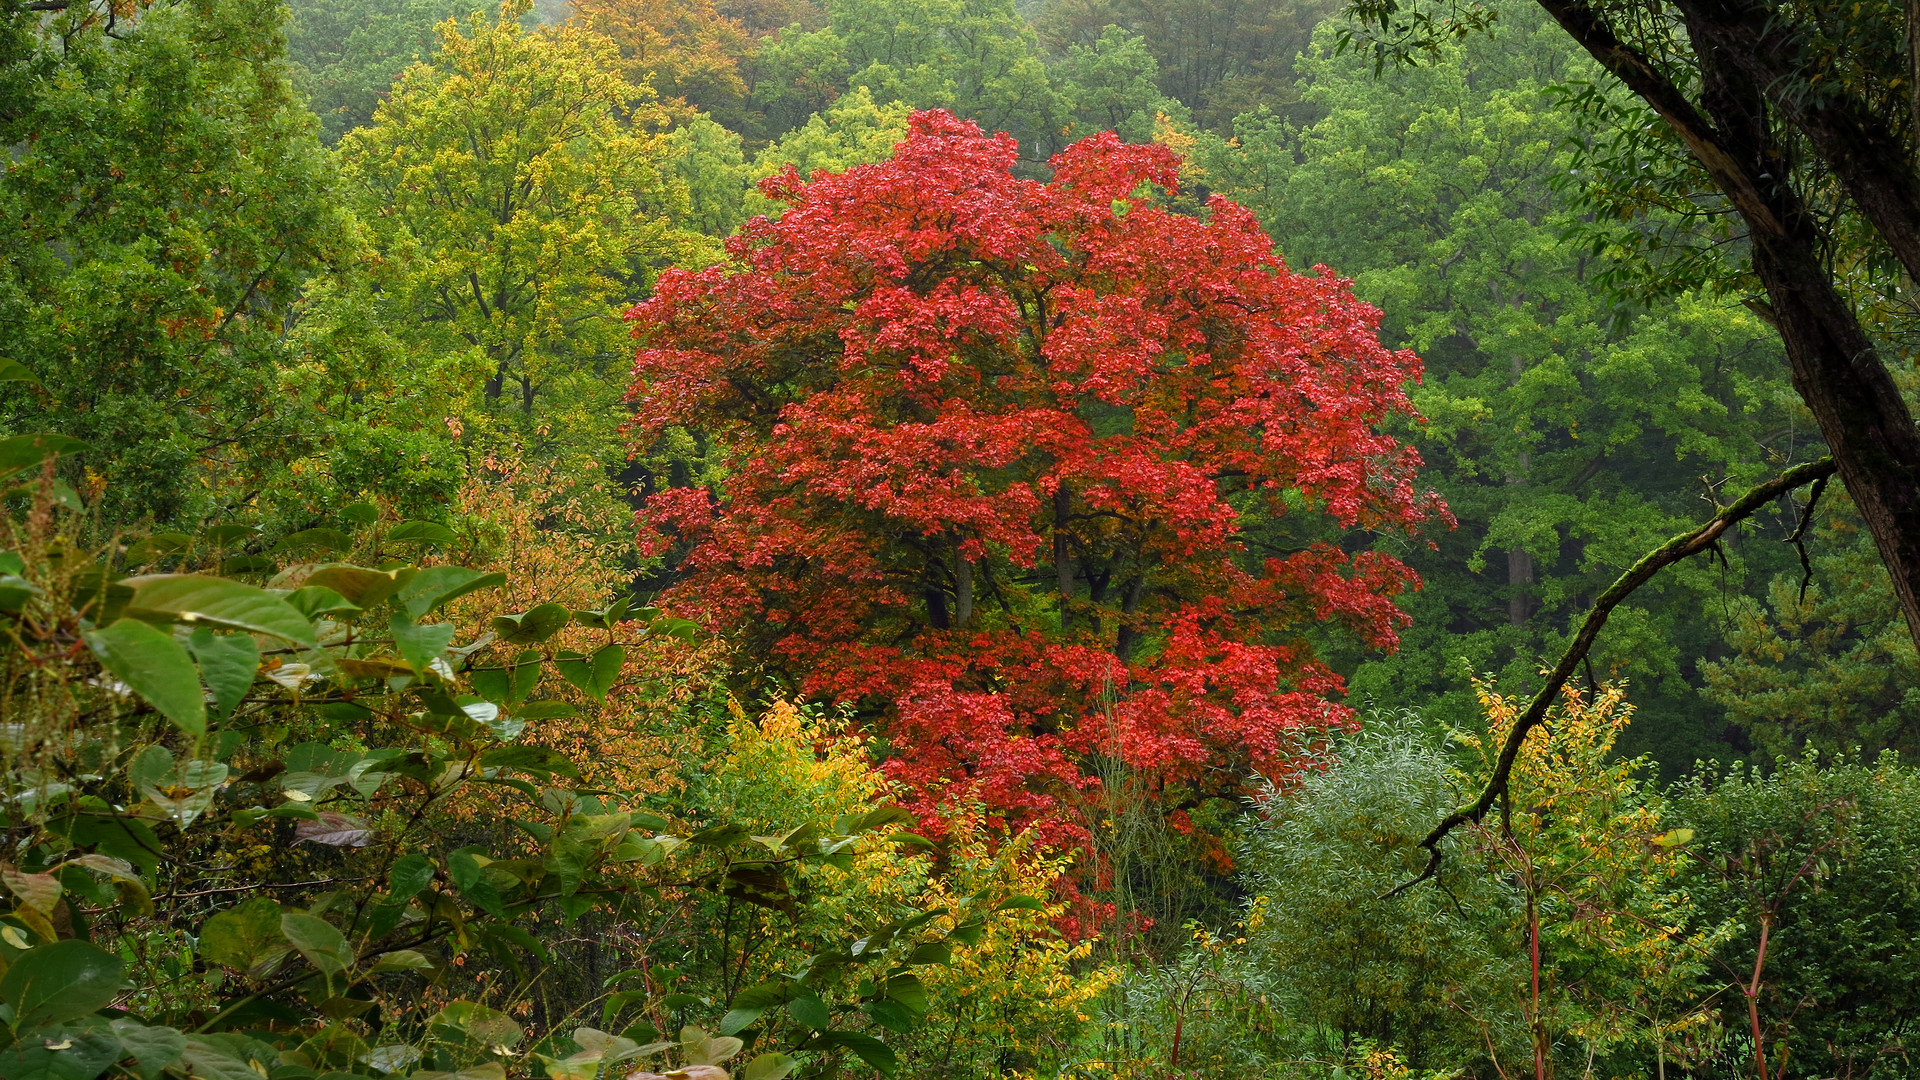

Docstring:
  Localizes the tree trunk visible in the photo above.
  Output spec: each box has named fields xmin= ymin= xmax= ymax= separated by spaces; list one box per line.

xmin=1115 ymin=575 xmax=1145 ymax=662
xmin=1533 ymin=0 xmax=1920 ymax=653
xmin=1054 ymin=484 xmax=1074 ymax=631
xmin=952 ymin=534 xmax=973 ymax=628
xmin=1508 ymin=546 xmax=1534 ymax=627
xmin=1911 ymin=0 xmax=1920 ymax=140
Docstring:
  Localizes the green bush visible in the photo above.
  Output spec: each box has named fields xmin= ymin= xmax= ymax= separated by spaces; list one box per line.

xmin=0 ymin=441 xmax=993 ymax=1080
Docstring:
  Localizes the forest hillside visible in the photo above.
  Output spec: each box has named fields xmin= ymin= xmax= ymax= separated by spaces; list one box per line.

xmin=1 ymin=0 xmax=1917 ymax=1076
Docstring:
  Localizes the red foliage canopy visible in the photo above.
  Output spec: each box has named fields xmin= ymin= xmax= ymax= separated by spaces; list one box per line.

xmin=627 ymin=111 xmax=1447 ymax=844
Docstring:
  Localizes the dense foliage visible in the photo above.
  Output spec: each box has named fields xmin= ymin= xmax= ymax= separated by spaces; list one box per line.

xmin=4 ymin=0 xmax=1919 ymax=1074
xmin=628 ymin=111 xmax=1444 ymax=848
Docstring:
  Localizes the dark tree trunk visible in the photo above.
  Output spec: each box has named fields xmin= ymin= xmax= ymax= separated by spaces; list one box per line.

xmin=952 ymin=534 xmax=973 ymax=627
xmin=1508 ymin=546 xmax=1534 ymax=627
xmin=1533 ymin=0 xmax=1920 ymax=652
xmin=1114 ymin=575 xmax=1145 ymax=662
xmin=1054 ymin=484 xmax=1074 ymax=631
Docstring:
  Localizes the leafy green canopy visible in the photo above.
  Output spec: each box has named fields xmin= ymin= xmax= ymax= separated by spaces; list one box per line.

xmin=328 ymin=2 xmax=714 ymax=483
xmin=1193 ymin=2 xmax=1804 ymax=770
xmin=748 ymin=0 xmax=1063 ymax=155
xmin=1669 ymin=753 xmax=1920 ymax=1078
xmin=288 ymin=0 xmax=484 ymax=145
xmin=0 ymin=0 xmax=354 ymax=527
xmin=0 ymin=441 xmax=1001 ymax=1080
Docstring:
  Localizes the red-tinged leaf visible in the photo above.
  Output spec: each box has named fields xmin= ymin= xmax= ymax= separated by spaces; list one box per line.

xmin=295 ymin=813 xmax=372 ymax=848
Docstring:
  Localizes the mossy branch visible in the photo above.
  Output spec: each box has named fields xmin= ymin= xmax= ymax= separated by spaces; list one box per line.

xmin=1387 ymin=456 xmax=1839 ymax=897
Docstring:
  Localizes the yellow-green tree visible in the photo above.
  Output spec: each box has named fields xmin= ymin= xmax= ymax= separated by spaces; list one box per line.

xmin=1466 ymin=682 xmax=1725 ymax=1079
xmin=334 ymin=1 xmax=714 ymax=477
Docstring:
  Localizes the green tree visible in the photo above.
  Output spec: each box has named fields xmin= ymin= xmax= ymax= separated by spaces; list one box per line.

xmin=1051 ymin=25 xmax=1189 ymax=143
xmin=1195 ymin=3 xmax=1801 ymax=771
xmin=1032 ymin=0 xmax=1336 ymax=128
xmin=0 ymin=0 xmax=355 ymax=526
xmin=332 ymin=1 xmax=712 ymax=481
xmin=743 ymin=86 xmax=913 ymax=216
xmin=287 ymin=0 xmax=482 ymax=145
xmin=1668 ymin=754 xmax=1920 ymax=1080
xmin=1701 ymin=492 xmax=1920 ymax=763
xmin=1239 ymin=716 xmax=1522 ymax=1071
xmin=748 ymin=0 xmax=1063 ymax=154
xmin=667 ymin=112 xmax=754 ymax=236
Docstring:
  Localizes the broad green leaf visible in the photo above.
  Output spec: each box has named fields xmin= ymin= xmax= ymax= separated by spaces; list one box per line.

xmin=645 ymin=616 xmax=701 ymax=641
xmin=428 ymin=1001 xmax=523 ymax=1049
xmin=121 ymin=576 xmax=316 ymax=646
xmin=340 ymin=502 xmax=379 ymax=525
xmin=133 ymin=746 xmax=174 ymax=789
xmin=448 ymin=851 xmax=504 ymax=917
xmin=743 ymin=1052 xmax=799 ymax=1080
xmin=273 ymin=528 xmax=351 ymax=555
xmin=0 ymin=573 xmax=38 ymax=612
xmin=995 ymin=895 xmax=1046 ymax=911
xmin=857 ymin=806 xmax=915 ymax=832
xmin=85 ymin=619 xmax=205 ymax=735
xmin=0 ymin=433 xmax=87 ymax=481
xmin=589 ymin=643 xmax=625 ymax=699
xmin=882 ymin=973 xmax=928 ymax=1014
xmin=480 ymin=746 xmax=582 ymax=779
xmin=571 ymin=596 xmax=632 ymax=629
xmin=821 ymin=1032 xmax=895 ymax=1074
xmin=397 ymin=566 xmax=506 ymax=620
xmin=387 ymin=853 xmax=433 ymax=900
xmin=186 ymin=627 xmax=258 ymax=717
xmin=371 ymin=949 xmax=435 ymax=972
xmin=390 ymin=615 xmax=456 ymax=675
xmin=682 ymin=1027 xmax=743 ymax=1067
xmin=387 ymin=520 xmax=456 ymax=546
xmin=489 ymin=603 xmax=571 ymax=644
xmin=0 ymin=940 xmax=124 ymax=1030
xmin=198 ymin=897 xmax=290 ymax=977
xmin=555 ymin=643 xmax=626 ymax=701
xmin=0 ymin=1021 xmax=123 ymax=1080
xmin=280 ymin=913 xmax=352 ymax=975
xmin=904 ymin=941 xmax=951 ymax=965
xmin=218 ymin=555 xmax=273 ymax=575
xmin=689 ymin=822 xmax=750 ymax=848
xmin=514 ymin=701 xmax=577 ymax=719
xmin=110 ymin=1020 xmax=186 ymax=1080
xmin=178 ymin=1036 xmax=273 ymax=1080
xmin=787 ymin=993 xmax=830 ymax=1031
xmin=124 ymin=532 xmax=191 ymax=564
xmin=0 ymin=358 xmax=36 ymax=383
xmin=572 ymin=1027 xmax=644 ymax=1063
xmin=204 ymin=524 xmax=258 ymax=546
xmin=864 ymin=998 xmax=916 ymax=1033
xmin=303 ymin=564 xmax=411 ymax=608
xmin=285 ymin=585 xmax=360 ymax=618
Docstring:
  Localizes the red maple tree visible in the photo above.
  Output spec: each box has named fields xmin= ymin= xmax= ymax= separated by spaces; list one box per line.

xmin=627 ymin=111 xmax=1447 ymax=846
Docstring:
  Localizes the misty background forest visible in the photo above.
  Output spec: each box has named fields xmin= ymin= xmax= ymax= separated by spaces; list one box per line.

xmin=1 ymin=0 xmax=1917 ymax=1076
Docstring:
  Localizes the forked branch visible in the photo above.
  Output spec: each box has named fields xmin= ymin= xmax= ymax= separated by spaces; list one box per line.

xmin=1387 ymin=456 xmax=1838 ymax=897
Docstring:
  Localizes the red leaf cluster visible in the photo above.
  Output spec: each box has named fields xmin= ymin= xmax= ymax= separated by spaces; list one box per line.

xmin=627 ymin=111 xmax=1449 ymax=847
